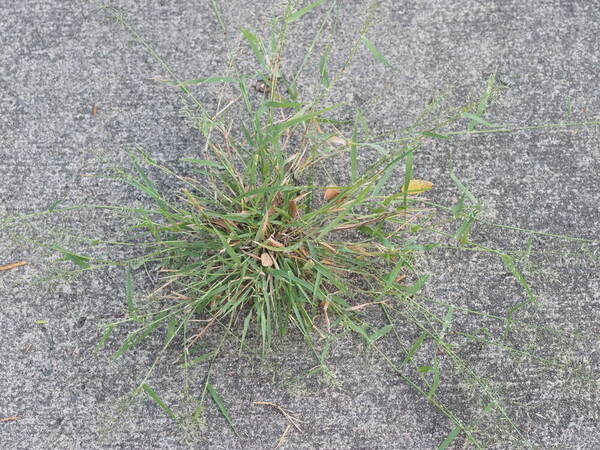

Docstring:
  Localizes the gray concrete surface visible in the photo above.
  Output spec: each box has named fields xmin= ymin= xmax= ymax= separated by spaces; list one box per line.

xmin=1 ymin=0 xmax=599 ymax=448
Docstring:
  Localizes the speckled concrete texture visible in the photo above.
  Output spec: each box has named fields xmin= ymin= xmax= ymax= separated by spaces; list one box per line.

xmin=1 ymin=1 xmax=599 ymax=448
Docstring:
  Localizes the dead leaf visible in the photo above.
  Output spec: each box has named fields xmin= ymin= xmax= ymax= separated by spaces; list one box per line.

xmin=323 ymin=188 xmax=341 ymax=201
xmin=401 ymin=179 xmax=434 ymax=194
xmin=326 ymin=135 xmax=347 ymax=146
xmin=265 ymin=237 xmax=284 ymax=248
xmin=261 ymin=252 xmax=274 ymax=267
xmin=0 ymin=261 xmax=27 ymax=271
xmin=288 ymin=199 xmax=298 ymax=219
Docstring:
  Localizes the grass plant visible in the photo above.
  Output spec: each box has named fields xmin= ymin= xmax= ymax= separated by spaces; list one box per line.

xmin=4 ymin=1 xmax=599 ymax=447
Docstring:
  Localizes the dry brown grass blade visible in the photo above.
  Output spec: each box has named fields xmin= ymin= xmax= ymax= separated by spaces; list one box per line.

xmin=265 ymin=237 xmax=285 ymax=248
xmin=346 ymin=244 xmax=381 ymax=257
xmin=275 ymin=423 xmax=292 ymax=449
xmin=322 ymin=300 xmax=331 ymax=332
xmin=319 ymin=241 xmax=338 ymax=254
xmin=186 ymin=317 xmax=216 ymax=349
xmin=253 ymin=401 xmax=305 ymax=432
xmin=0 ymin=261 xmax=27 ymax=271
xmin=288 ymin=199 xmax=298 ymax=219
xmin=268 ymin=192 xmax=283 ymax=216
xmin=0 ymin=416 xmax=20 ymax=423
xmin=347 ymin=300 xmax=389 ymax=311
xmin=165 ymin=292 xmax=192 ymax=301
xmin=260 ymin=208 xmax=270 ymax=239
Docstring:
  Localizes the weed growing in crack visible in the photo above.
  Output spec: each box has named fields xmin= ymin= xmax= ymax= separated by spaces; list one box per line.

xmin=4 ymin=1 xmax=598 ymax=448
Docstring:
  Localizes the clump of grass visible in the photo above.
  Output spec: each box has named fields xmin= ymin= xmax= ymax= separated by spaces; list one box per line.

xmin=8 ymin=1 xmax=599 ymax=447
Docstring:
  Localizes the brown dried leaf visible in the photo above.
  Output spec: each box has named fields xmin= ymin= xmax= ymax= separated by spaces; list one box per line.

xmin=261 ymin=252 xmax=274 ymax=267
xmin=265 ymin=237 xmax=284 ymax=248
xmin=323 ymin=188 xmax=341 ymax=201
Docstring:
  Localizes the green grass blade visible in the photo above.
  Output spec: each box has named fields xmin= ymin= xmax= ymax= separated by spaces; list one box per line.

xmin=207 ymin=383 xmax=236 ymax=432
xmin=402 ymin=150 xmax=414 ymax=208
xmin=468 ymin=72 xmax=496 ymax=131
xmin=500 ymin=254 xmax=534 ymax=300
xmin=96 ymin=323 xmax=114 ymax=351
xmin=47 ymin=198 xmax=66 ymax=212
xmin=286 ymin=0 xmax=327 ymax=23
xmin=438 ymin=425 xmax=462 ymax=450
xmin=240 ymin=26 xmax=267 ymax=70
xmin=53 ymin=246 xmax=91 ymax=269
xmin=421 ymin=131 xmax=449 ymax=139
xmin=160 ymin=74 xmax=238 ymax=86
xmin=361 ymin=35 xmax=391 ymax=67
xmin=180 ymin=352 xmax=214 ymax=369
xmin=403 ymin=332 xmax=426 ymax=365
xmin=403 ymin=275 xmax=429 ymax=296
xmin=183 ymin=158 xmax=223 ymax=168
xmin=125 ymin=265 xmax=140 ymax=322
xmin=268 ymin=104 xmax=340 ymax=140
xmin=418 ymin=365 xmax=441 ymax=399
xmin=501 ymin=254 xmax=537 ymax=337
xmin=141 ymin=383 xmax=177 ymax=420
xmin=165 ymin=316 xmax=178 ymax=345
xmin=347 ymin=319 xmax=370 ymax=342
xmin=319 ymin=53 xmax=329 ymax=88
xmin=462 ymin=112 xmax=502 ymax=129
xmin=351 ymin=115 xmax=358 ymax=181
xmin=449 ymin=170 xmax=478 ymax=204
xmin=369 ymin=324 xmax=393 ymax=344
